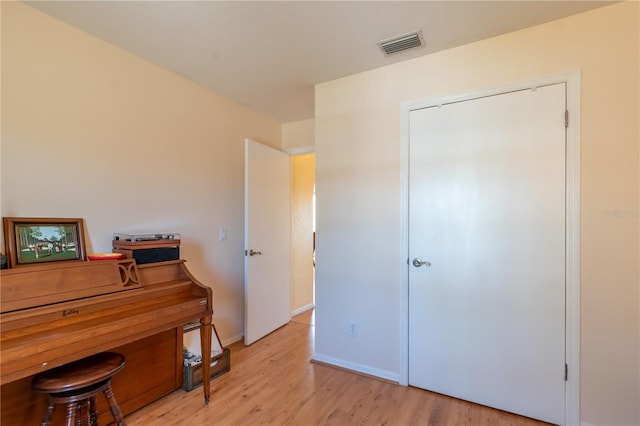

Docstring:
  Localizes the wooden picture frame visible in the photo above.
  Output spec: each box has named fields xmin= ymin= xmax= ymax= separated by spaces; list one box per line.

xmin=2 ymin=217 xmax=87 ymax=268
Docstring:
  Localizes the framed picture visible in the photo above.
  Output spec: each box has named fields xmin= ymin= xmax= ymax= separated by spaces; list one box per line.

xmin=2 ymin=217 xmax=87 ymax=268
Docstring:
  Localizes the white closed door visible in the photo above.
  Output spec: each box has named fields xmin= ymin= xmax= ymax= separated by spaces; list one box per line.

xmin=244 ymin=139 xmax=291 ymax=345
xmin=408 ymin=84 xmax=566 ymax=424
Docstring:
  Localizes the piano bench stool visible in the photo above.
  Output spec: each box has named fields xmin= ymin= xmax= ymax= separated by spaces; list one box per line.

xmin=31 ymin=352 xmax=126 ymax=426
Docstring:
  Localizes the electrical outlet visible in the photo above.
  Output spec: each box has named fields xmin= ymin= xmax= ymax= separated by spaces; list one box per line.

xmin=349 ymin=321 xmax=358 ymax=336
xmin=219 ymin=227 xmax=227 ymax=241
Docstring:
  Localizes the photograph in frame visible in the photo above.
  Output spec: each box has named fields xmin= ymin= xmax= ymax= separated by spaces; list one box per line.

xmin=2 ymin=218 xmax=87 ymax=268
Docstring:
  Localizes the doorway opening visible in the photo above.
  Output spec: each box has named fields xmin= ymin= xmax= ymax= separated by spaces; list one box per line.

xmin=290 ymin=153 xmax=316 ymax=318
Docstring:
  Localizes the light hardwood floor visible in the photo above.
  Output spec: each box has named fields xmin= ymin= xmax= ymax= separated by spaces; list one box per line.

xmin=125 ymin=311 xmax=550 ymax=425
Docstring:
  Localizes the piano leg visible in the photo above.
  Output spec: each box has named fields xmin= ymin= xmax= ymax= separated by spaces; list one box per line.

xmin=199 ymin=316 xmax=213 ymax=404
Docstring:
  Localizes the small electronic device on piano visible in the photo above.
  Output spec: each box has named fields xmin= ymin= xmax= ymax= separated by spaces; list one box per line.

xmin=112 ymin=233 xmax=181 ymax=264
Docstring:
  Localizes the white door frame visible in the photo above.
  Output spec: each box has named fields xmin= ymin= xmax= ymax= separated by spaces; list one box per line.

xmin=399 ymin=71 xmax=581 ymax=426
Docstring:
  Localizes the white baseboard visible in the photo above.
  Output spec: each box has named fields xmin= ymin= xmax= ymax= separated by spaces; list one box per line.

xmin=311 ymin=353 xmax=399 ymax=383
xmin=291 ymin=303 xmax=314 ymax=317
xmin=222 ymin=333 xmax=244 ymax=347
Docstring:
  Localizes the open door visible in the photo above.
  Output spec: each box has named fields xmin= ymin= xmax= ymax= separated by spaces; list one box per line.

xmin=244 ymin=139 xmax=291 ymax=345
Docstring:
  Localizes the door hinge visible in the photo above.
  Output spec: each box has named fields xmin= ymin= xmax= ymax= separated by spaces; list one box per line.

xmin=565 ymin=110 xmax=569 ymax=128
xmin=565 ymin=363 xmax=568 ymax=381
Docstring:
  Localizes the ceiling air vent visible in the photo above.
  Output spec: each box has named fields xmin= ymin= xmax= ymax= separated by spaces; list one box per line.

xmin=377 ymin=30 xmax=424 ymax=56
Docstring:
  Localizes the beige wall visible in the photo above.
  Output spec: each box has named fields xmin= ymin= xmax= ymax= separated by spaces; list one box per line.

xmin=290 ymin=154 xmax=315 ymax=314
xmin=1 ymin=2 xmax=282 ymax=343
xmin=283 ymin=118 xmax=315 ymax=153
xmin=314 ymin=3 xmax=639 ymax=425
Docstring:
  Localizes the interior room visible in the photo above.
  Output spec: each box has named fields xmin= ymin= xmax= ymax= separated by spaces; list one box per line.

xmin=1 ymin=1 xmax=638 ymax=425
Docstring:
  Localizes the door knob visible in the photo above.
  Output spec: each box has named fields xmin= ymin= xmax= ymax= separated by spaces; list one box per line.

xmin=412 ymin=258 xmax=431 ymax=267
xmin=249 ymin=249 xmax=262 ymax=256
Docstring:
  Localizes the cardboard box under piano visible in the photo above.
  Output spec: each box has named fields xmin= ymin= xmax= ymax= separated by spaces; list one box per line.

xmin=112 ymin=233 xmax=180 ymax=264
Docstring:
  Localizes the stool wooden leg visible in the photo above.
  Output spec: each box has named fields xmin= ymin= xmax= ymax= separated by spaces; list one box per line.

xmin=103 ymin=381 xmax=126 ymax=426
xmin=75 ymin=399 xmax=91 ymax=426
xmin=41 ymin=400 xmax=56 ymax=426
xmin=74 ymin=400 xmax=83 ymax=426
xmin=66 ymin=401 xmax=77 ymax=426
xmin=89 ymin=396 xmax=98 ymax=426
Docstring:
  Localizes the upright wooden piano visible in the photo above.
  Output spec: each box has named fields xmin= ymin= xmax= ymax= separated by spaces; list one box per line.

xmin=0 ymin=259 xmax=213 ymax=424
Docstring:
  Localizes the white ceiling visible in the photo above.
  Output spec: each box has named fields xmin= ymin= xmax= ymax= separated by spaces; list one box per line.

xmin=26 ymin=1 xmax=614 ymax=123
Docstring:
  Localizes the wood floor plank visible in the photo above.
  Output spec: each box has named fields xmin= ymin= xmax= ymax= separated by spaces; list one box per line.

xmin=125 ymin=313 xmax=552 ymax=426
